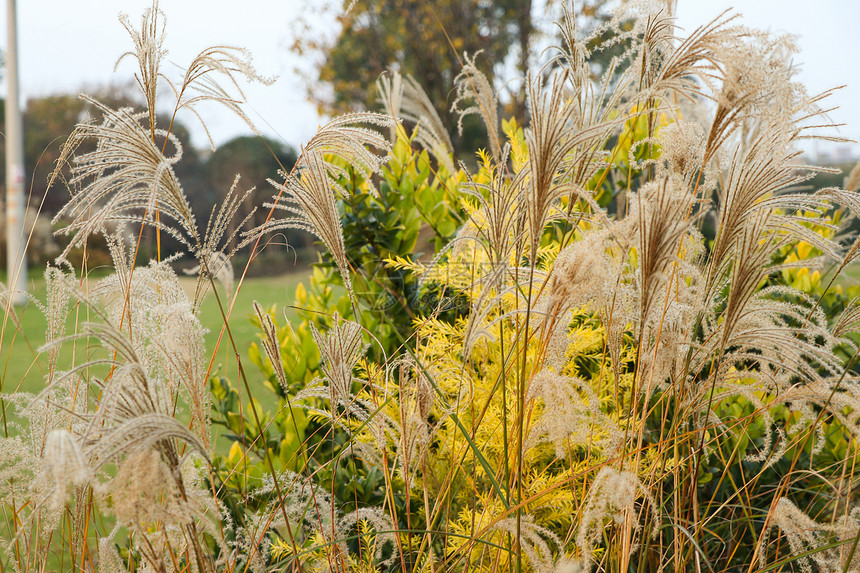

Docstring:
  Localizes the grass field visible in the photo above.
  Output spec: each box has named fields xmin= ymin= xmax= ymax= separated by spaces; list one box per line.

xmin=0 ymin=270 xmax=309 ymax=443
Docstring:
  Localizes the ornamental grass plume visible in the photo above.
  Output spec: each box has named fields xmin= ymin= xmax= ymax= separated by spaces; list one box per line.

xmin=4 ymin=1 xmax=860 ymax=572
xmin=378 ymin=70 xmax=455 ymax=174
xmin=763 ymin=498 xmax=860 ymax=573
xmin=251 ymin=112 xmax=396 ymax=304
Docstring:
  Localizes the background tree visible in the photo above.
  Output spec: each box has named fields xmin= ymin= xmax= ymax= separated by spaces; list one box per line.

xmin=293 ymin=0 xmax=528 ymax=143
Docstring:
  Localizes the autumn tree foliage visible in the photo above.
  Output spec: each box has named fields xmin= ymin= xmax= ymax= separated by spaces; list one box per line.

xmin=292 ymin=0 xmax=531 ymax=122
xmin=292 ymin=1 xmax=624 ymax=155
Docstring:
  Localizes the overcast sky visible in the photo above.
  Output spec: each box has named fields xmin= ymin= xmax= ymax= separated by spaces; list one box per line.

xmin=1 ymin=1 xmax=858 ymax=154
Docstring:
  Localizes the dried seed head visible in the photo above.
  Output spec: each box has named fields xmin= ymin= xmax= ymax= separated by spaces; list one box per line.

xmin=765 ymin=498 xmax=860 ymax=573
xmin=110 ymin=448 xmax=185 ymax=528
xmin=311 ymin=314 xmax=367 ymax=406
xmin=576 ymin=467 xmax=659 ymax=569
xmin=42 ymin=430 xmax=91 ymax=511
xmin=527 ymin=370 xmax=622 ymax=458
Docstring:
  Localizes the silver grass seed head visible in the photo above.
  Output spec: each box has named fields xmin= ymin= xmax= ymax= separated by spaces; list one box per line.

xmin=110 ymin=448 xmax=186 ymax=528
xmin=576 ymin=466 xmax=659 ymax=567
xmin=52 ymin=99 xmax=197 ymax=261
xmin=547 ymin=231 xmax=612 ymax=313
xmin=98 ymin=532 xmax=125 ymax=573
xmin=655 ymin=120 xmax=709 ymax=183
xmin=311 ymin=314 xmax=368 ymax=406
xmin=767 ymin=498 xmax=860 ymax=573
xmin=492 ymin=516 xmax=563 ymax=573
xmin=527 ymin=370 xmax=622 ymax=458
xmin=378 ymin=70 xmax=455 ymax=173
xmin=42 ymin=429 xmax=92 ymax=511
xmin=451 ymin=52 xmax=501 ymax=161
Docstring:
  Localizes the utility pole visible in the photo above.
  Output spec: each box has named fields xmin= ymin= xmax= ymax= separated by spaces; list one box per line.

xmin=6 ymin=0 xmax=26 ymax=304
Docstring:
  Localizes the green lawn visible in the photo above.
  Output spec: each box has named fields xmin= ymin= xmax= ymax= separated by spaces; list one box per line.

xmin=840 ymin=262 xmax=860 ymax=285
xmin=0 ymin=270 xmax=309 ymax=442
xmin=191 ymin=272 xmax=307 ymax=390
